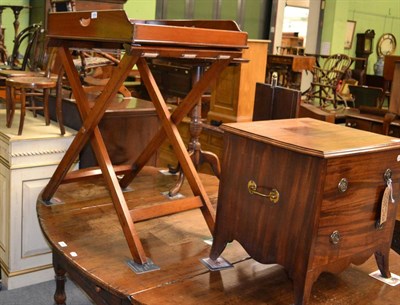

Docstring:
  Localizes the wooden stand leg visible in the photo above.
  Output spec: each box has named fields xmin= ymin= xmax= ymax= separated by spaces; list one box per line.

xmin=41 ymin=47 xmax=150 ymax=265
xmin=120 ymin=58 xmax=230 ymax=188
xmin=56 ymin=68 xmax=66 ymax=135
xmin=209 ymin=239 xmax=228 ymax=261
xmin=119 ymin=58 xmax=230 ymax=236
xmin=374 ymin=248 xmax=391 ymax=278
xmin=41 ymin=46 xmax=232 ymax=268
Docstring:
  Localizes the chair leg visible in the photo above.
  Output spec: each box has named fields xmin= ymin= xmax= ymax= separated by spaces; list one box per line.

xmin=18 ymin=88 xmax=26 ymax=135
xmin=56 ymin=73 xmax=65 ymax=135
xmin=31 ymin=94 xmax=37 ymax=117
xmin=318 ymin=87 xmax=323 ymax=107
xmin=5 ymin=84 xmax=12 ymax=127
xmin=43 ymin=88 xmax=50 ymax=126
xmin=333 ymin=93 xmax=338 ymax=109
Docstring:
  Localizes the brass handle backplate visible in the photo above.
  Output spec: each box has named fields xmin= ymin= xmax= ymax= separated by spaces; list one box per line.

xmin=80 ymin=17 xmax=91 ymax=27
xmin=247 ymin=180 xmax=279 ymax=203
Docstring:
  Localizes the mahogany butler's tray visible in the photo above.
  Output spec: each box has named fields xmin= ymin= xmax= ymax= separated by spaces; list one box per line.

xmin=40 ymin=9 xmax=248 ymax=270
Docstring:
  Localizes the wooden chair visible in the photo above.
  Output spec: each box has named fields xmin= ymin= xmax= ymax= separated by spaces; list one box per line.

xmin=345 ymin=61 xmax=400 ymax=137
xmin=306 ymin=53 xmax=352 ymax=108
xmin=5 ymin=49 xmax=64 ymax=135
xmin=75 ymin=51 xmax=131 ymax=98
xmin=0 ymin=26 xmax=47 ymax=83
xmin=0 ymin=24 xmax=43 ymax=71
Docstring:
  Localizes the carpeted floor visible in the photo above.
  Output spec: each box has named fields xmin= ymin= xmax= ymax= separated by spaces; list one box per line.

xmin=0 ymin=277 xmax=94 ymax=305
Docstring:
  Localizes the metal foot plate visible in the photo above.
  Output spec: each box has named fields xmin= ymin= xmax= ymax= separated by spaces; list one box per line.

xmin=200 ymin=257 xmax=233 ymax=271
xmin=127 ymin=258 xmax=160 ymax=274
xmin=39 ymin=197 xmax=64 ymax=206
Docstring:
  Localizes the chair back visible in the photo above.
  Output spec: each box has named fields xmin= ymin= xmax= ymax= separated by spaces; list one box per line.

xmin=7 ymin=24 xmax=43 ymax=71
xmin=321 ymin=53 xmax=352 ymax=82
xmin=348 ymin=85 xmax=384 ymax=108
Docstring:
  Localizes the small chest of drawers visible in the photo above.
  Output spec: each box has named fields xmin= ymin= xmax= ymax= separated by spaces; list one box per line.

xmin=210 ymin=118 xmax=400 ymax=305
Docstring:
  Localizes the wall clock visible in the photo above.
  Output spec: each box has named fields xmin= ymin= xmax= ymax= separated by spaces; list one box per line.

xmin=355 ymin=29 xmax=375 ymax=72
xmin=356 ymin=29 xmax=375 ymax=56
xmin=377 ymin=33 xmax=397 ymax=57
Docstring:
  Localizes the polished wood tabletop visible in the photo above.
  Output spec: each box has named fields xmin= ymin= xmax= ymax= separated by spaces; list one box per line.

xmin=37 ymin=167 xmax=400 ymax=305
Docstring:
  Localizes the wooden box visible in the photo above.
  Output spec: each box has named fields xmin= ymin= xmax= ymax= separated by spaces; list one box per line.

xmin=210 ymin=118 xmax=400 ymax=305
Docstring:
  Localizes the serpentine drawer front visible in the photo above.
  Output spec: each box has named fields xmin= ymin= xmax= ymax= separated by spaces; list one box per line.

xmin=209 ymin=118 xmax=400 ymax=305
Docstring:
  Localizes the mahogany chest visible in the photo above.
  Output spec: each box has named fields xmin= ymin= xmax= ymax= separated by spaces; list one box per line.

xmin=210 ymin=118 xmax=400 ymax=305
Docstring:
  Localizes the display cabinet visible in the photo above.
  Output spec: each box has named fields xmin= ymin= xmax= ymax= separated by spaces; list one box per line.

xmin=207 ymin=39 xmax=269 ymax=124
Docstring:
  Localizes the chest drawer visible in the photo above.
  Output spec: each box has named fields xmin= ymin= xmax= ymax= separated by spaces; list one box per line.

xmin=312 ymin=150 xmax=400 ymax=268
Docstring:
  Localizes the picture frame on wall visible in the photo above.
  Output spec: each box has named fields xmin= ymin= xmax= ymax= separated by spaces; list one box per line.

xmin=345 ymin=20 xmax=356 ymax=49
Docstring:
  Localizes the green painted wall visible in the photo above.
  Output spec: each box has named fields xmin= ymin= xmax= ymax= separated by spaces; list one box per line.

xmin=163 ymin=0 xmax=185 ymax=18
xmin=321 ymin=0 xmax=349 ymax=54
xmin=322 ymin=0 xmax=400 ymax=74
xmin=244 ymin=0 xmax=265 ymax=39
xmin=194 ymin=0 xmax=214 ymax=19
xmin=124 ymin=0 xmax=156 ymax=19
xmin=159 ymin=0 xmax=264 ymax=38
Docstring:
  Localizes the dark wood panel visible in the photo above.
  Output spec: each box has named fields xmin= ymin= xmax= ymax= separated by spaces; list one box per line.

xmin=252 ymin=82 xmax=300 ymax=121
xmin=48 ymin=96 xmax=160 ymax=168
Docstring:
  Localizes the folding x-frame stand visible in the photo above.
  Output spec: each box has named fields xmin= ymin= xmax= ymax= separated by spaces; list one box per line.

xmin=40 ymin=44 xmax=244 ymax=271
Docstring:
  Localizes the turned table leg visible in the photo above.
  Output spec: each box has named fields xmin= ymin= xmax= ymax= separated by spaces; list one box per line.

xmin=169 ymin=65 xmax=220 ymax=196
xmin=53 ymin=253 xmax=67 ymax=305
